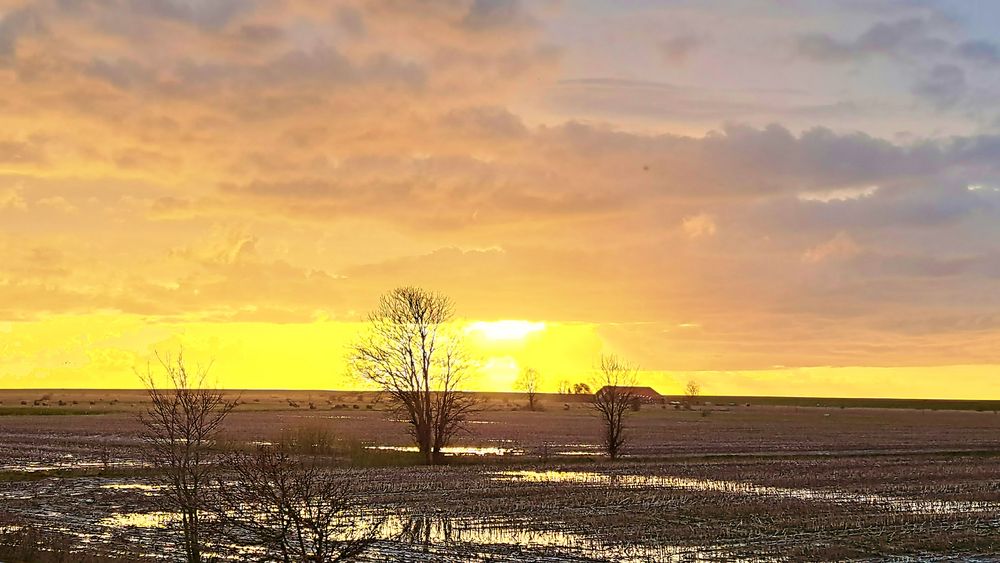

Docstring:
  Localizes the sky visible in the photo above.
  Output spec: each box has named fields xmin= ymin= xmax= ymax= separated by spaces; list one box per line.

xmin=1 ymin=0 xmax=1000 ymax=398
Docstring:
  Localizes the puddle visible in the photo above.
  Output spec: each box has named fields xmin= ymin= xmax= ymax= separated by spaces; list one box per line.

xmin=100 ymin=483 xmax=161 ymax=493
xmin=495 ymin=470 xmax=1000 ymax=515
xmin=94 ymin=509 xmax=759 ymax=562
xmin=375 ymin=514 xmax=753 ymax=562
xmin=365 ymin=445 xmax=523 ymax=456
xmin=99 ymin=511 xmax=178 ymax=528
xmin=0 ymin=460 xmax=147 ymax=473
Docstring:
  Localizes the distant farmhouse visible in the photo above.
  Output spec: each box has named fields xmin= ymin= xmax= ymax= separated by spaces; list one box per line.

xmin=595 ymin=386 xmax=663 ymax=404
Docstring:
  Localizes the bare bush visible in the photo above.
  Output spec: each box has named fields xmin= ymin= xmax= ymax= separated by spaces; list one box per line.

xmin=138 ymin=351 xmax=237 ymax=563
xmin=591 ymin=354 xmax=639 ymax=460
xmin=213 ymin=447 xmax=382 ymax=562
xmin=278 ymin=424 xmax=338 ymax=456
xmin=349 ymin=287 xmax=478 ymax=465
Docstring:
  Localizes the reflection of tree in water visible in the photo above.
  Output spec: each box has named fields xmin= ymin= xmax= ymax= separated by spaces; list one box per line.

xmin=399 ymin=513 xmax=453 ymax=551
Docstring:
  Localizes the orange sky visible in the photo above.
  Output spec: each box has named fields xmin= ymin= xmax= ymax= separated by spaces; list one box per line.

xmin=1 ymin=1 xmax=1000 ymax=398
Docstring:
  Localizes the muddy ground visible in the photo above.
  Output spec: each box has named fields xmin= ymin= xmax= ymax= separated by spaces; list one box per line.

xmin=1 ymin=397 xmax=999 ymax=561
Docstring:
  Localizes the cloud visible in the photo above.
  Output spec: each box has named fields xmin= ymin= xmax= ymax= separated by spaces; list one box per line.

xmin=659 ymin=34 xmax=702 ymax=64
xmin=0 ymin=6 xmax=44 ymax=57
xmin=335 ymin=6 xmax=366 ymax=37
xmin=36 ymin=195 xmax=77 ymax=213
xmin=912 ymin=63 xmax=966 ymax=109
xmin=0 ymin=185 xmax=26 ymax=210
xmin=461 ymin=0 xmax=536 ymax=31
xmin=802 ymin=232 xmax=862 ymax=264
xmin=3 ymin=0 xmax=1000 ymax=387
xmin=795 ymin=18 xmax=942 ymax=63
xmin=126 ymin=0 xmax=254 ymax=30
xmin=441 ymin=106 xmax=528 ymax=138
xmin=681 ymin=213 xmax=716 ymax=239
xmin=955 ymin=39 xmax=1000 ymax=65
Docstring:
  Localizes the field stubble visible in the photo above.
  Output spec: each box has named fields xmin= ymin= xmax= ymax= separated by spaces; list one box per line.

xmin=0 ymin=395 xmax=998 ymax=561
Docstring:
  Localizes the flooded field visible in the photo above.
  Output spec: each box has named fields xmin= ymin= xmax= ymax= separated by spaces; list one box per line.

xmin=2 ymin=455 xmax=999 ymax=561
xmin=1 ymin=396 xmax=998 ymax=561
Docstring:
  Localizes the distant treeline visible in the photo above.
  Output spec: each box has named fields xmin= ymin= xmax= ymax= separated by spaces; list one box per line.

xmin=691 ymin=395 xmax=1000 ymax=411
xmin=1 ymin=389 xmax=998 ymax=412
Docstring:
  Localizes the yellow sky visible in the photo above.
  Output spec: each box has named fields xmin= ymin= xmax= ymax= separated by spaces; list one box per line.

xmin=2 ymin=1 xmax=1000 ymax=398
xmin=1 ymin=315 xmax=996 ymax=399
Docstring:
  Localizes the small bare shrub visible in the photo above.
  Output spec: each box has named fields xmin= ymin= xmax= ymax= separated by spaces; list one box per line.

xmin=213 ymin=448 xmax=382 ymax=562
xmin=138 ymin=351 xmax=236 ymax=563
xmin=278 ymin=424 xmax=338 ymax=456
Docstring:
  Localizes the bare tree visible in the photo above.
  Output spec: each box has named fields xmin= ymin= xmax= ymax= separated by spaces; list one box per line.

xmin=349 ymin=287 xmax=477 ymax=465
xmin=557 ymin=380 xmax=571 ymax=397
xmin=138 ymin=351 xmax=237 ymax=563
xmin=684 ymin=379 xmax=701 ymax=409
xmin=213 ymin=447 xmax=382 ymax=562
xmin=513 ymin=367 xmax=542 ymax=411
xmin=591 ymin=354 xmax=639 ymax=460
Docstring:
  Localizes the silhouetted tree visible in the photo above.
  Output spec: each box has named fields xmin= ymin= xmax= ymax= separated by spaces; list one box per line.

xmin=213 ymin=447 xmax=382 ymax=562
xmin=514 ymin=367 xmax=542 ymax=410
xmin=349 ymin=287 xmax=477 ymax=465
xmin=591 ymin=354 xmax=639 ymax=460
xmin=684 ymin=379 xmax=701 ymax=409
xmin=138 ymin=351 xmax=237 ymax=563
xmin=572 ymin=382 xmax=591 ymax=395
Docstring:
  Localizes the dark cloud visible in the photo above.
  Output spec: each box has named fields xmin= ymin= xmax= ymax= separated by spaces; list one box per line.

xmin=546 ymin=78 xmax=872 ymax=124
xmin=955 ymin=39 xmax=1000 ymax=65
xmin=795 ymin=18 xmax=940 ymax=62
xmin=912 ymin=63 xmax=966 ymax=109
xmin=751 ymin=182 xmax=996 ymax=234
xmin=0 ymin=6 xmax=44 ymax=57
xmin=335 ymin=6 xmax=366 ymax=37
xmin=236 ymin=23 xmax=284 ymax=44
xmin=441 ymin=106 xmax=527 ymax=138
xmin=461 ymin=0 xmax=534 ymax=31
xmin=127 ymin=0 xmax=253 ymax=30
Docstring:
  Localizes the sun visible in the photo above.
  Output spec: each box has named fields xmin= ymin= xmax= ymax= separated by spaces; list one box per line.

xmin=466 ymin=320 xmax=546 ymax=341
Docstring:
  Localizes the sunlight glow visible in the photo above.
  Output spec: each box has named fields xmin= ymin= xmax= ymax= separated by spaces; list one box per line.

xmin=467 ymin=320 xmax=546 ymax=341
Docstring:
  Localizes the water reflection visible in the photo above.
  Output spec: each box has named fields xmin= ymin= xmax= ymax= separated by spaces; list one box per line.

xmin=495 ymin=470 xmax=1000 ymax=515
xmin=99 ymin=511 xmax=177 ymax=528
xmin=376 ymin=514 xmax=743 ymax=562
xmin=100 ymin=483 xmax=160 ymax=492
xmin=365 ymin=445 xmax=522 ymax=456
xmin=94 ymin=507 xmax=738 ymax=562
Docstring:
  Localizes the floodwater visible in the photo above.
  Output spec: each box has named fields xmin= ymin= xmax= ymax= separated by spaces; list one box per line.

xmin=495 ymin=470 xmax=1000 ymax=515
xmin=3 ymin=467 xmax=997 ymax=562
xmin=365 ymin=445 xmax=523 ymax=456
xmin=365 ymin=442 xmax=604 ymax=457
xmin=100 ymin=511 xmax=177 ymax=528
xmin=94 ymin=510 xmax=763 ymax=562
